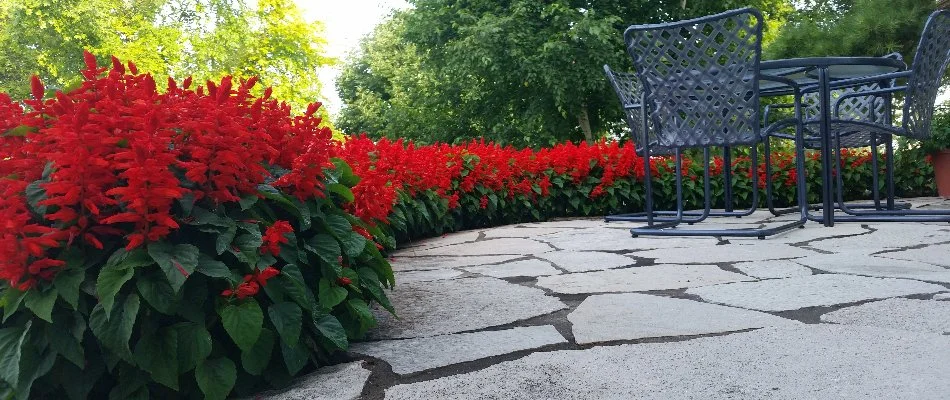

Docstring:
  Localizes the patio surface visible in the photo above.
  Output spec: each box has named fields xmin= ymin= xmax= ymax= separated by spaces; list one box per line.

xmin=260 ymin=197 xmax=950 ymax=400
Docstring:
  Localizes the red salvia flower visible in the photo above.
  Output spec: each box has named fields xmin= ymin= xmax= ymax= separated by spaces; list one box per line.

xmin=261 ymin=221 xmax=293 ymax=256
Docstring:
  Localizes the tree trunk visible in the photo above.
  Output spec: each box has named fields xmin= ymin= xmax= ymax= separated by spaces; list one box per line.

xmin=577 ymin=105 xmax=593 ymax=142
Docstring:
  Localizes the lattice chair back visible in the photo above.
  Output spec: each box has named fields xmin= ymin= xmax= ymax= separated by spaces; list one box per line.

xmin=623 ymin=8 xmax=764 ymax=148
xmin=904 ymin=10 xmax=950 ymax=140
xmin=603 ymin=65 xmax=646 ymax=144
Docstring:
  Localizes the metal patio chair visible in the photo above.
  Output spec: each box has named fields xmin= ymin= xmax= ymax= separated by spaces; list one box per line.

xmin=603 ymin=64 xmax=763 ymax=223
xmin=786 ymin=9 xmax=950 ymax=222
xmin=622 ymin=7 xmax=808 ymax=238
xmin=762 ymin=55 xmax=912 ymax=216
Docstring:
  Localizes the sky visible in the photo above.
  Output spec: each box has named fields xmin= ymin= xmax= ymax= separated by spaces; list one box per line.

xmin=295 ymin=0 xmax=409 ymax=115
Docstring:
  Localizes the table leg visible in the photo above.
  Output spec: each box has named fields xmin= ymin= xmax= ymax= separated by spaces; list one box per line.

xmin=818 ymin=67 xmax=834 ymax=227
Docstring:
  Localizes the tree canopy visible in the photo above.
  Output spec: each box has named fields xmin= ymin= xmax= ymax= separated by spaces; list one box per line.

xmin=336 ymin=0 xmax=792 ymax=147
xmin=766 ymin=0 xmax=937 ymax=60
xmin=0 ymin=0 xmax=332 ymax=112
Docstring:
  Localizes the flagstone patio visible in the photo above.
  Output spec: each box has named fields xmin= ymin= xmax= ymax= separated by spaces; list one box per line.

xmin=258 ymin=197 xmax=950 ymax=400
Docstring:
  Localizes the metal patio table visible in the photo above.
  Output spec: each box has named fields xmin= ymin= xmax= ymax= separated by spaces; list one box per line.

xmin=758 ymin=56 xmax=906 ymax=227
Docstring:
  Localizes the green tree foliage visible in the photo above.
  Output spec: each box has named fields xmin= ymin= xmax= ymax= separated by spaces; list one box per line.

xmin=0 ymin=0 xmax=332 ymax=112
xmin=766 ymin=0 xmax=937 ymax=59
xmin=336 ymin=0 xmax=792 ymax=147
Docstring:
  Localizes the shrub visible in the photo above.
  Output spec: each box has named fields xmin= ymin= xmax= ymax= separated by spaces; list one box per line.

xmin=0 ymin=53 xmax=394 ymax=399
xmin=336 ymin=136 xmax=935 ymax=243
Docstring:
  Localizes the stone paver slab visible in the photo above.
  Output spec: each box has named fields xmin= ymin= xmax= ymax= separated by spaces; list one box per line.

xmin=630 ymin=243 xmax=815 ymax=264
xmin=809 ymin=223 xmax=950 ymax=252
xmin=730 ymin=224 xmax=870 ymax=243
xmin=542 ymin=227 xmax=718 ymax=252
xmin=405 ymin=238 xmax=554 ymax=256
xmin=568 ymin=293 xmax=799 ymax=344
xmin=251 ymin=361 xmax=370 ymax=400
xmin=372 ymin=277 xmax=566 ymax=339
xmin=386 ymin=325 xmax=950 ymax=400
xmin=536 ymin=264 xmax=752 ymax=294
xmin=352 ymin=326 xmax=566 ymax=374
xmin=399 ymin=231 xmax=481 ymax=250
xmin=535 ymin=250 xmax=634 ymax=272
xmin=396 ymin=269 xmax=465 ymax=283
xmin=733 ymin=260 xmax=813 ymax=279
xmin=463 ymin=259 xmax=560 ymax=278
xmin=483 ymin=226 xmax=574 ymax=238
xmin=389 ymin=255 xmax=522 ymax=271
xmin=878 ymin=243 xmax=950 ymax=267
xmin=820 ymin=298 xmax=950 ymax=334
xmin=687 ymin=274 xmax=946 ymax=311
xmin=796 ymin=254 xmax=950 ymax=283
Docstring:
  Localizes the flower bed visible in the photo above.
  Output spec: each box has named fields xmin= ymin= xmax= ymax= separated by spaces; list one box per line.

xmin=0 ymin=53 xmax=936 ymax=399
xmin=0 ymin=53 xmax=393 ymax=400
xmin=340 ymin=136 xmax=935 ymax=243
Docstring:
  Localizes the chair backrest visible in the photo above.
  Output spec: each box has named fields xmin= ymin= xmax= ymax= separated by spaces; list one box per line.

xmin=904 ymin=10 xmax=950 ymax=139
xmin=802 ymin=52 xmax=904 ymax=127
xmin=623 ymin=8 xmax=764 ymax=148
xmin=603 ymin=64 xmax=646 ymax=143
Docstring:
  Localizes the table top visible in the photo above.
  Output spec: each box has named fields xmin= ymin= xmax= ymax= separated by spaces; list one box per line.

xmin=759 ymin=56 xmax=905 ymax=95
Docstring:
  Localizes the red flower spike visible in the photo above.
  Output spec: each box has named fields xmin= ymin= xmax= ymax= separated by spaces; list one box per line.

xmin=83 ymin=50 xmax=97 ymax=71
xmin=261 ymin=221 xmax=293 ymax=256
xmin=30 ymin=75 xmax=44 ymax=100
xmin=337 ymin=277 xmax=352 ymax=286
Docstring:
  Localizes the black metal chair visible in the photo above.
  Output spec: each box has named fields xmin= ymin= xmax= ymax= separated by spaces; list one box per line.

xmin=762 ymin=54 xmax=912 ymax=216
xmin=604 ymin=64 xmax=762 ymax=223
xmin=622 ymin=7 xmax=808 ymax=238
xmin=788 ymin=10 xmax=950 ymax=222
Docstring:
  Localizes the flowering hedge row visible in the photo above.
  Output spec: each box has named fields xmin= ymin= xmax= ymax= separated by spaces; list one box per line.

xmin=0 ymin=53 xmax=394 ymax=399
xmin=0 ymin=53 xmax=937 ymax=399
xmin=338 ymin=136 xmax=935 ymax=242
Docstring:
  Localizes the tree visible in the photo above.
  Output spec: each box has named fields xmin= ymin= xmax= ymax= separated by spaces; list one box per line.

xmin=337 ymin=0 xmax=792 ymax=146
xmin=766 ymin=0 xmax=937 ymax=59
xmin=0 ymin=0 xmax=332 ymax=113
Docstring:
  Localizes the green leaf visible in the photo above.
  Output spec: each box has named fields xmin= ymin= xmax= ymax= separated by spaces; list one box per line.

xmin=196 ymin=253 xmax=232 ymax=279
xmin=331 ymin=158 xmax=360 ymax=186
xmin=47 ymin=314 xmax=85 ymax=367
xmin=340 ymin=231 xmax=367 ymax=258
xmin=135 ymin=270 xmax=176 ymax=314
xmin=24 ymin=181 xmax=47 ymax=214
xmin=240 ymin=328 xmax=274 ymax=376
xmin=53 ymin=267 xmax=83 ymax=309
xmin=175 ymin=322 xmax=212 ymax=373
xmin=277 ymin=264 xmax=314 ymax=311
xmin=239 ymin=195 xmax=258 ymax=210
xmin=105 ymin=248 xmax=154 ymax=269
xmin=0 ymin=321 xmax=30 ymax=388
xmin=280 ymin=338 xmax=308 ymax=375
xmin=1 ymin=288 xmax=26 ymax=322
xmin=89 ymin=294 xmax=139 ymax=362
xmin=147 ymin=242 xmax=199 ymax=293
xmin=346 ymin=298 xmax=376 ymax=331
xmin=133 ymin=327 xmax=179 ymax=390
xmin=24 ymin=287 xmax=57 ymax=323
xmin=96 ymin=263 xmax=135 ymax=316
xmin=358 ymin=268 xmax=395 ymax=314
xmin=190 ymin=207 xmax=231 ymax=227
xmin=16 ymin=345 xmax=56 ymax=400
xmin=327 ymin=183 xmax=355 ymax=202
xmin=318 ymin=279 xmax=348 ymax=309
xmin=196 ymin=357 xmax=236 ymax=400
xmin=308 ymin=234 xmax=342 ymax=265
xmin=219 ymin=299 xmax=263 ymax=352
xmin=268 ymin=302 xmax=302 ymax=347
xmin=215 ymin=224 xmax=238 ymax=255
xmin=313 ymin=314 xmax=348 ymax=350
xmin=325 ymin=214 xmax=352 ymax=238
